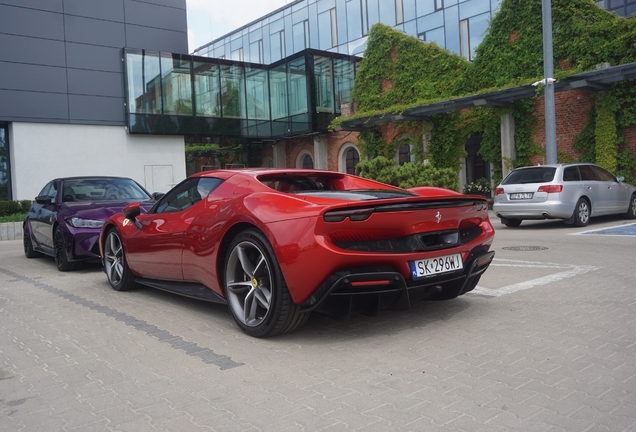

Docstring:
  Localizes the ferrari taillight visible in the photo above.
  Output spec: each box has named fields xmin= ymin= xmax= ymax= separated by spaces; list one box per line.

xmin=324 ymin=209 xmax=372 ymax=222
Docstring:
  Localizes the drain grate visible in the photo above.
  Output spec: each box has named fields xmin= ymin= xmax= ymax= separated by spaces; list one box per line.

xmin=502 ymin=246 xmax=548 ymax=251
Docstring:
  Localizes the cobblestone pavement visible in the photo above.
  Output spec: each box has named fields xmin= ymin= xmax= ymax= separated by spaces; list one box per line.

xmin=1 ymin=213 xmax=635 ymax=431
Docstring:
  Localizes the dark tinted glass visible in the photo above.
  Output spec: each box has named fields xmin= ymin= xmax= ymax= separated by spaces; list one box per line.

xmin=502 ymin=167 xmax=556 ymax=184
xmin=62 ymin=178 xmax=150 ymax=202
xmin=592 ymin=165 xmax=615 ymax=181
xmin=579 ymin=165 xmax=598 ymax=181
xmin=562 ymin=166 xmax=580 ymax=182
xmin=154 ymin=177 xmax=223 ymax=213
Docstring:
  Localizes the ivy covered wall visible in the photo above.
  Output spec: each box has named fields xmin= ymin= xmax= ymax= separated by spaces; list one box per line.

xmin=341 ymin=0 xmax=636 ymax=184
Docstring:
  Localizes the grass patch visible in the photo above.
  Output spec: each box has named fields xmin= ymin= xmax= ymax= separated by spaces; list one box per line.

xmin=0 ymin=213 xmax=26 ymax=223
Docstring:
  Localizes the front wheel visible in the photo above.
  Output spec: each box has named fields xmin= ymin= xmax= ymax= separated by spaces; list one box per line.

xmin=573 ymin=198 xmax=590 ymax=227
xmin=626 ymin=194 xmax=636 ymax=219
xmin=104 ymin=228 xmax=137 ymax=291
xmin=224 ymin=229 xmax=308 ymax=338
xmin=54 ymin=226 xmax=80 ymax=271
xmin=23 ymin=223 xmax=42 ymax=259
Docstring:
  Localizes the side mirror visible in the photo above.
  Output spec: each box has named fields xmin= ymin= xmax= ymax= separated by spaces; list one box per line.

xmin=122 ymin=202 xmax=142 ymax=229
xmin=152 ymin=192 xmax=165 ymax=200
xmin=617 ymin=175 xmax=625 ymax=183
xmin=35 ymin=195 xmax=52 ymax=205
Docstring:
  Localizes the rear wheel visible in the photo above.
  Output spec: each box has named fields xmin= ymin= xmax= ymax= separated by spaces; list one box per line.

xmin=626 ymin=194 xmax=636 ymax=219
xmin=54 ymin=226 xmax=80 ymax=271
xmin=224 ymin=229 xmax=308 ymax=338
xmin=502 ymin=218 xmax=522 ymax=227
xmin=104 ymin=228 xmax=137 ymax=291
xmin=573 ymin=198 xmax=590 ymax=227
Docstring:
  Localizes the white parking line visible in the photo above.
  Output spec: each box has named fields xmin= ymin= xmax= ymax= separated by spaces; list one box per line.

xmin=469 ymin=258 xmax=598 ymax=297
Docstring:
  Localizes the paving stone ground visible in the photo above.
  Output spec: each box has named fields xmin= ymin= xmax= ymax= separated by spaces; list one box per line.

xmin=1 ymin=212 xmax=635 ymax=431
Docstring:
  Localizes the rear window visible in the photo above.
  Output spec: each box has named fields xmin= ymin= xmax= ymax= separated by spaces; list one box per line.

xmin=502 ymin=167 xmax=556 ymax=185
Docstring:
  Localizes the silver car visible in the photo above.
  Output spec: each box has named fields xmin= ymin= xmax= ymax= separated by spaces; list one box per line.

xmin=493 ymin=163 xmax=636 ymax=227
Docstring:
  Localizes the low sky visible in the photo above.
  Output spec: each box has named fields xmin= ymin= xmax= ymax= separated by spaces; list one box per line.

xmin=186 ymin=0 xmax=291 ymax=52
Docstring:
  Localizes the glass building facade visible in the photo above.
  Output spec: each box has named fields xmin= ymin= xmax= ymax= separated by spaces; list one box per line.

xmin=193 ymin=0 xmax=634 ymax=64
xmin=124 ymin=48 xmax=358 ymax=141
xmin=192 ymin=0 xmax=503 ymax=62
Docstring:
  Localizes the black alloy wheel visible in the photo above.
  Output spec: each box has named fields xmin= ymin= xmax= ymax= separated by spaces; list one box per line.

xmin=54 ymin=226 xmax=80 ymax=271
xmin=23 ymin=223 xmax=42 ymax=259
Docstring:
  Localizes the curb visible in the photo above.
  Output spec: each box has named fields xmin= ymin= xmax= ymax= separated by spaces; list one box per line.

xmin=0 ymin=222 xmax=23 ymax=241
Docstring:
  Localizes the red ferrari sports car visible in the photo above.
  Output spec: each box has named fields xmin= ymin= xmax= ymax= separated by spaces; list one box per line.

xmin=99 ymin=169 xmax=495 ymax=337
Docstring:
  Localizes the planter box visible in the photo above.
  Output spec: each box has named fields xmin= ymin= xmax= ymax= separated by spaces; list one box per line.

xmin=0 ymin=222 xmax=23 ymax=241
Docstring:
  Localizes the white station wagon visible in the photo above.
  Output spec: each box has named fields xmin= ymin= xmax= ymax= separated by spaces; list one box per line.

xmin=493 ymin=163 xmax=636 ymax=227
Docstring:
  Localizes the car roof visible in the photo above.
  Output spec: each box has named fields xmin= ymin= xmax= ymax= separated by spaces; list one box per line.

xmin=192 ymin=168 xmax=346 ymax=180
xmin=513 ymin=163 xmax=596 ymax=170
xmin=55 ymin=176 xmax=135 ymax=181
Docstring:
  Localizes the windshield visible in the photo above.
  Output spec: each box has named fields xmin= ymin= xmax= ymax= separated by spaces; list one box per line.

xmin=502 ymin=167 xmax=556 ymax=185
xmin=62 ymin=178 xmax=151 ymax=202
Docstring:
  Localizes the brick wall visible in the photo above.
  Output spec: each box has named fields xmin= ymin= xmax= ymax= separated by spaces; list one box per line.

xmin=531 ymin=89 xmax=595 ymax=165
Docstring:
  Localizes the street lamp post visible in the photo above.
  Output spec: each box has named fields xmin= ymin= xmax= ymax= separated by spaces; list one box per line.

xmin=542 ymin=0 xmax=557 ymax=164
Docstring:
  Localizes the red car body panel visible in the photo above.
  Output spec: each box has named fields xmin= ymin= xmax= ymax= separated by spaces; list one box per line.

xmin=100 ymin=169 xmax=495 ymax=310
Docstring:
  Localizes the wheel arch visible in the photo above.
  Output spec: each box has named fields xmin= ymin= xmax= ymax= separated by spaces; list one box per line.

xmin=216 ymin=222 xmax=261 ymax=296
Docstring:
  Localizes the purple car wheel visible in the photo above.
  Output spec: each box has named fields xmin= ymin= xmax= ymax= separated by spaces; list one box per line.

xmin=224 ymin=229 xmax=308 ymax=338
xmin=23 ymin=223 xmax=42 ymax=259
xmin=54 ymin=226 xmax=80 ymax=271
xmin=104 ymin=229 xmax=136 ymax=291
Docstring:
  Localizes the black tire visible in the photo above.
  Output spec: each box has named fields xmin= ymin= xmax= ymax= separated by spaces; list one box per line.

xmin=626 ymin=194 xmax=636 ymax=219
xmin=54 ymin=226 xmax=80 ymax=271
xmin=103 ymin=228 xmax=137 ymax=291
xmin=224 ymin=229 xmax=309 ymax=338
xmin=503 ymin=218 xmax=522 ymax=227
xmin=23 ymin=223 xmax=42 ymax=259
xmin=573 ymin=198 xmax=590 ymax=227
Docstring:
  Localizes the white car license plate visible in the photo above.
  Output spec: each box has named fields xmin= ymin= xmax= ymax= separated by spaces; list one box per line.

xmin=510 ymin=192 xmax=533 ymax=200
xmin=410 ymin=253 xmax=463 ymax=279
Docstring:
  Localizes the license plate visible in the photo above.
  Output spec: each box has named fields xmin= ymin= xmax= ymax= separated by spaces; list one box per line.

xmin=410 ymin=253 xmax=463 ymax=279
xmin=510 ymin=192 xmax=533 ymax=200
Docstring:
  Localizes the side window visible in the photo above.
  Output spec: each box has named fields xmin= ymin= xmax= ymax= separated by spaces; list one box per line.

xmin=49 ymin=182 xmax=58 ymax=204
xmin=592 ymin=166 xmax=615 ymax=182
xmin=38 ymin=182 xmax=53 ymax=198
xmin=578 ymin=165 xmax=598 ymax=181
xmin=153 ymin=178 xmax=222 ymax=214
xmin=562 ymin=166 xmax=580 ymax=182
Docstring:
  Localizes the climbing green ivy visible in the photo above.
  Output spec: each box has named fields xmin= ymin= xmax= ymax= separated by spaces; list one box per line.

xmin=595 ymin=93 xmax=618 ymax=173
xmin=339 ymin=0 xmax=636 ymax=182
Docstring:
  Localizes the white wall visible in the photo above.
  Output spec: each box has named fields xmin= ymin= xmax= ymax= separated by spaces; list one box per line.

xmin=10 ymin=123 xmax=186 ymax=200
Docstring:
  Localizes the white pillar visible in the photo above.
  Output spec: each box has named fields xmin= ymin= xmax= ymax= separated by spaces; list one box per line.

xmin=500 ymin=112 xmax=516 ymax=178
xmin=313 ymin=135 xmax=328 ymax=170
xmin=273 ymin=142 xmax=287 ymax=168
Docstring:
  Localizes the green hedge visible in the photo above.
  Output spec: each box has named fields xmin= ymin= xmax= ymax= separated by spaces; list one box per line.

xmin=356 ymin=156 xmax=459 ymax=191
xmin=0 ymin=200 xmax=32 ymax=217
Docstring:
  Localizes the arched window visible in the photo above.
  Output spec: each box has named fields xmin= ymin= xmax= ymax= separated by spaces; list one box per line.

xmin=338 ymin=142 xmax=360 ymax=174
xmin=345 ymin=147 xmax=359 ymax=174
xmin=296 ymin=150 xmax=314 ymax=169
xmin=302 ymin=154 xmax=314 ymax=169
xmin=393 ymin=134 xmax=413 ymax=166
xmin=398 ymin=143 xmax=410 ymax=166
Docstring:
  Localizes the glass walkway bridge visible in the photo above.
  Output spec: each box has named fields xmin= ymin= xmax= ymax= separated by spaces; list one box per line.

xmin=124 ymin=48 xmax=359 ymax=143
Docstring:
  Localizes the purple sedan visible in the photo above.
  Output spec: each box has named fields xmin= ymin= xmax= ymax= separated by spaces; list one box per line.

xmin=23 ymin=177 xmax=157 ymax=271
